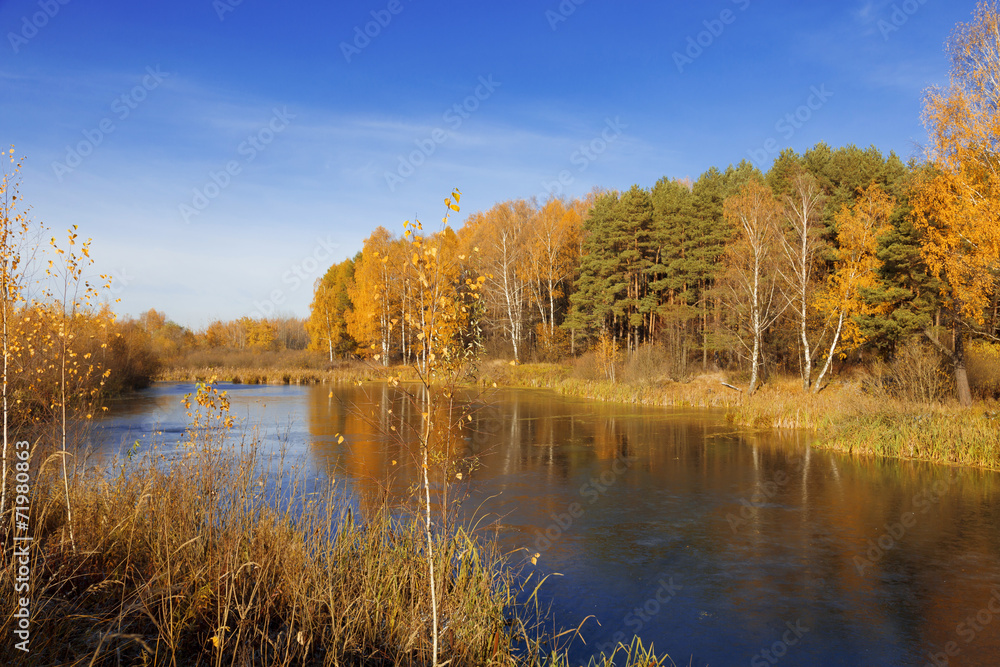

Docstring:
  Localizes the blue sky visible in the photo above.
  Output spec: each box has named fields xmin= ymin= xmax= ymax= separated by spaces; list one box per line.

xmin=0 ymin=0 xmax=978 ymax=328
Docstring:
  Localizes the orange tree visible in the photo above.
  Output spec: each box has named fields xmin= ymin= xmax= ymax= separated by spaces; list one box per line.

xmin=813 ymin=184 xmax=895 ymax=392
xmin=910 ymin=1 xmax=1000 ymax=406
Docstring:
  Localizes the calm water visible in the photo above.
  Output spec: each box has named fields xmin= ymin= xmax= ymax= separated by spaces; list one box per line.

xmin=89 ymin=382 xmax=1000 ymax=666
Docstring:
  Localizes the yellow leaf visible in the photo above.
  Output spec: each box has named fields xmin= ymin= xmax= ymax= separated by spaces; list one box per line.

xmin=530 ymin=552 xmax=540 ymax=565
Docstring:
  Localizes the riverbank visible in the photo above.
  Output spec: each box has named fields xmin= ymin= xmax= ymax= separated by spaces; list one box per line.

xmin=158 ymin=360 xmax=1000 ymax=470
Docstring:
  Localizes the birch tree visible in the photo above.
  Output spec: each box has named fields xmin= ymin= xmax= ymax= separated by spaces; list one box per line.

xmin=910 ymin=0 xmax=1000 ymax=406
xmin=723 ymin=180 xmax=785 ymax=394
xmin=465 ymin=200 xmax=532 ymax=361
xmin=778 ymin=171 xmax=826 ymax=389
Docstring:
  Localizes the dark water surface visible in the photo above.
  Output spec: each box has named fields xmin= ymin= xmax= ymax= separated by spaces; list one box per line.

xmin=90 ymin=382 xmax=1000 ymax=666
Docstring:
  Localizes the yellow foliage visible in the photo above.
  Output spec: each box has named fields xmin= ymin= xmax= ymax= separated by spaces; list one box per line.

xmin=815 ymin=184 xmax=895 ymax=351
xmin=912 ymin=1 xmax=1000 ymax=322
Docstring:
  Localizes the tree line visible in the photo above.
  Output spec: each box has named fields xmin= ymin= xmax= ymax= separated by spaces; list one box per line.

xmin=308 ymin=144 xmax=978 ymax=399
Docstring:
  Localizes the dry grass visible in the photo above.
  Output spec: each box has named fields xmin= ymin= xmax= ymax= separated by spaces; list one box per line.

xmin=157 ymin=362 xmax=409 ymax=386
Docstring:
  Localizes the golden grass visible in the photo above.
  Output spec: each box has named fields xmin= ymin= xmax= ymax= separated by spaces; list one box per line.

xmin=157 ymin=363 xmax=406 ymax=386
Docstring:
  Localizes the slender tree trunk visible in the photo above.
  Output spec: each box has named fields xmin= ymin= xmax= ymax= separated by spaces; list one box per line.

xmin=1 ymin=291 xmax=8 ymax=520
xmin=548 ymin=278 xmax=555 ymax=336
xmin=954 ymin=324 xmax=972 ymax=407
xmin=813 ymin=311 xmax=844 ymax=394
xmin=748 ymin=258 xmax=762 ymax=395
xmin=59 ymin=324 xmax=75 ymax=551
xmin=420 ymin=393 xmax=439 ymax=667
xmin=400 ymin=297 xmax=406 ymax=364
xmin=800 ymin=289 xmax=811 ymax=390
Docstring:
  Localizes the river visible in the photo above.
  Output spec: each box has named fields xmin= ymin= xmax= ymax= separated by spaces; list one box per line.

xmin=89 ymin=382 xmax=1000 ymax=666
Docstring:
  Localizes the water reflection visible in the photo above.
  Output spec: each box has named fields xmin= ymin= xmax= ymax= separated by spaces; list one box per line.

xmin=90 ymin=382 xmax=1000 ymax=666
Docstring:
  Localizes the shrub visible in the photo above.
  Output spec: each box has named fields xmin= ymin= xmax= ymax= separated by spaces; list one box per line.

xmin=861 ymin=338 xmax=952 ymax=403
xmin=967 ymin=340 xmax=1000 ymax=399
xmin=620 ymin=344 xmax=672 ymax=384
